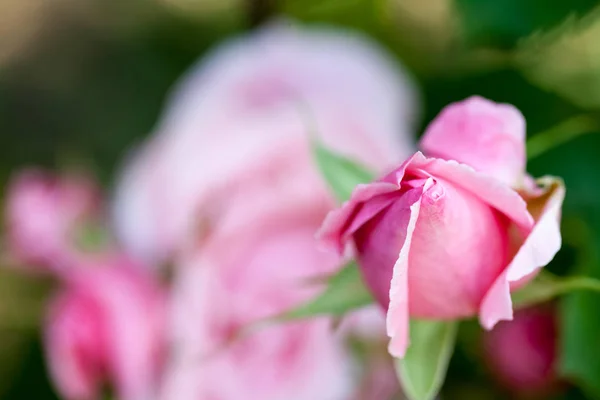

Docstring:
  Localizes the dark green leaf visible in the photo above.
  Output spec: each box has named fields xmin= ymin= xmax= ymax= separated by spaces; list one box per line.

xmin=454 ymin=0 xmax=597 ymax=48
xmin=516 ymin=7 xmax=600 ymax=109
xmin=558 ymin=213 xmax=600 ymax=398
xmin=279 ymin=261 xmax=373 ymax=320
xmin=395 ymin=320 xmax=458 ymax=400
xmin=528 ymin=127 xmax=600 ymax=397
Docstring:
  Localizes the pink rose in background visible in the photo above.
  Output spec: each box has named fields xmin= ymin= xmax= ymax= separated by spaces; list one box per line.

xmin=113 ymin=22 xmax=419 ymax=399
xmin=483 ymin=305 xmax=561 ymax=398
xmin=113 ymin=21 xmax=419 ymax=266
xmin=4 ymin=169 xmax=101 ymax=273
xmin=320 ymin=96 xmax=565 ymax=357
xmin=161 ymin=204 xmax=353 ymax=400
xmin=45 ymin=257 xmax=165 ymax=400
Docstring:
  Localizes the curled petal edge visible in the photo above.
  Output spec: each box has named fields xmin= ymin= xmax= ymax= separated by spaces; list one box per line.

xmin=479 ymin=176 xmax=565 ymax=330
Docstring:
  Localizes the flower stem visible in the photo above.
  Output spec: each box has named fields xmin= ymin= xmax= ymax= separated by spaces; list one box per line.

xmin=562 ymin=276 xmax=600 ymax=293
xmin=526 ymin=115 xmax=598 ymax=160
xmin=512 ymin=272 xmax=600 ymax=309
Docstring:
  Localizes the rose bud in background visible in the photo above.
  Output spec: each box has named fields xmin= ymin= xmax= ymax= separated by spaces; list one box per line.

xmin=483 ymin=305 xmax=561 ymax=398
xmin=4 ymin=169 xmax=105 ymax=273
xmin=319 ymin=96 xmax=565 ymax=357
xmin=113 ymin=22 xmax=419 ymax=399
xmin=45 ymin=256 xmax=165 ymax=400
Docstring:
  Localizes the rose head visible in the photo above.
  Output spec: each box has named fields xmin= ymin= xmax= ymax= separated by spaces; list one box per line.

xmin=319 ymin=96 xmax=565 ymax=357
xmin=45 ymin=257 xmax=166 ymax=400
xmin=483 ymin=305 xmax=560 ymax=397
xmin=4 ymin=169 xmax=101 ymax=273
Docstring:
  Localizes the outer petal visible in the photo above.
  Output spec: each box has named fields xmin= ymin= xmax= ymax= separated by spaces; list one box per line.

xmin=479 ymin=177 xmax=565 ymax=329
xmin=386 ymin=181 xmax=430 ymax=358
xmin=419 ymin=96 xmax=526 ymax=185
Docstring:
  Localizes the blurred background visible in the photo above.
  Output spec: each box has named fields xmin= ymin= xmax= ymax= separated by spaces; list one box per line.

xmin=2 ymin=0 xmax=600 ymax=399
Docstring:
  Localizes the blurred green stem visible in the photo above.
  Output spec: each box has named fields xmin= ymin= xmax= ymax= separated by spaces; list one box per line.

xmin=0 ymin=304 xmax=42 ymax=331
xmin=512 ymin=271 xmax=600 ymax=309
xmin=527 ymin=115 xmax=598 ymax=160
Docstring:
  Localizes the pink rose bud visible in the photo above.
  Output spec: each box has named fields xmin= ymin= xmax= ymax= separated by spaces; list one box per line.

xmin=483 ymin=305 xmax=560 ymax=397
xmin=44 ymin=257 xmax=165 ymax=400
xmin=4 ymin=169 xmax=102 ymax=273
xmin=319 ymin=96 xmax=565 ymax=358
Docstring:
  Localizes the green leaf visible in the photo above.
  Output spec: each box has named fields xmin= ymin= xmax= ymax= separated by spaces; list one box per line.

xmin=395 ymin=320 xmax=458 ymax=400
xmin=279 ymin=261 xmax=373 ymax=320
xmin=526 ymin=115 xmax=598 ymax=160
xmin=512 ymin=271 xmax=600 ymax=308
xmin=558 ymin=213 xmax=600 ymax=398
xmin=313 ymin=141 xmax=375 ymax=202
xmin=515 ymin=6 xmax=600 ymax=109
xmin=528 ymin=127 xmax=600 ymax=397
xmin=455 ymin=0 xmax=597 ymax=48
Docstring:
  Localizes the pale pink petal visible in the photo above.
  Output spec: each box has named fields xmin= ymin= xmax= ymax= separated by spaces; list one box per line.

xmin=480 ymin=177 xmax=565 ymax=329
xmin=419 ymin=96 xmax=526 ymax=185
xmin=386 ymin=180 xmax=429 ymax=358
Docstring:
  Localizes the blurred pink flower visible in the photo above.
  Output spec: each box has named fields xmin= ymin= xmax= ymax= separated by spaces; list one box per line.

xmin=113 ymin=22 xmax=419 ymax=400
xmin=45 ymin=257 xmax=166 ymax=400
xmin=160 ymin=207 xmax=354 ymax=400
xmin=4 ymin=169 xmax=102 ymax=273
xmin=319 ymin=96 xmax=565 ymax=357
xmin=113 ymin=21 xmax=419 ymax=265
xmin=483 ymin=305 xmax=560 ymax=397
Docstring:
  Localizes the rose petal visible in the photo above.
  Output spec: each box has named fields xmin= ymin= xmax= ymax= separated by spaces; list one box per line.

xmin=386 ymin=180 xmax=431 ymax=358
xmin=409 ymin=152 xmax=534 ymax=233
xmin=419 ymin=96 xmax=526 ymax=185
xmin=317 ymin=182 xmax=399 ymax=253
xmin=317 ymin=152 xmax=427 ymax=253
xmin=479 ymin=177 xmax=565 ymax=329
